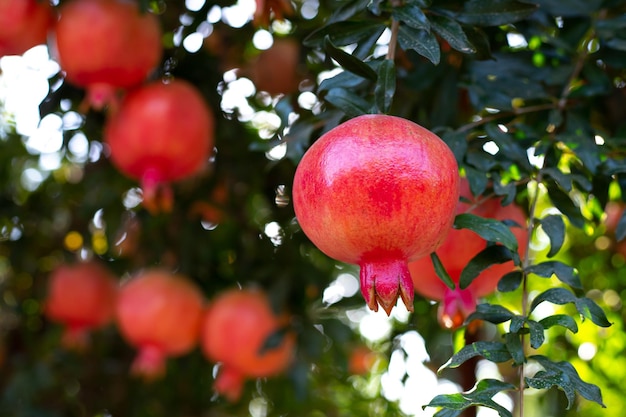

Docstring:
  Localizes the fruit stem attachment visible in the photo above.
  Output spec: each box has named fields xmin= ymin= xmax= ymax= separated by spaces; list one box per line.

xmin=214 ymin=365 xmax=245 ymax=402
xmin=131 ymin=345 xmax=167 ymax=380
xmin=359 ymin=258 xmax=414 ymax=315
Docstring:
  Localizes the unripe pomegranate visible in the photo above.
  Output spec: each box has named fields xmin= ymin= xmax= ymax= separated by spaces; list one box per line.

xmin=409 ymin=179 xmax=528 ymax=329
xmin=53 ymin=0 xmax=162 ymax=108
xmin=292 ymin=114 xmax=460 ymax=315
xmin=116 ymin=269 xmax=204 ymax=379
xmin=0 ymin=0 xmax=53 ymax=57
xmin=104 ymin=79 xmax=215 ymax=213
xmin=44 ymin=260 xmax=118 ymax=349
xmin=201 ymin=288 xmax=295 ymax=402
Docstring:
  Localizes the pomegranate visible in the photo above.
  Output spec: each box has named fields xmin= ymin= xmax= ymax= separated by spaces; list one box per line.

xmin=348 ymin=345 xmax=378 ymax=375
xmin=0 ymin=0 xmax=53 ymax=57
xmin=409 ymin=178 xmax=528 ymax=329
xmin=44 ymin=260 xmax=118 ymax=349
xmin=104 ymin=79 xmax=215 ymax=213
xmin=53 ymin=0 xmax=162 ymax=108
xmin=292 ymin=114 xmax=459 ymax=315
xmin=201 ymin=288 xmax=295 ymax=402
xmin=253 ymin=0 xmax=294 ymax=27
xmin=115 ymin=269 xmax=204 ymax=379
xmin=246 ymin=38 xmax=301 ymax=96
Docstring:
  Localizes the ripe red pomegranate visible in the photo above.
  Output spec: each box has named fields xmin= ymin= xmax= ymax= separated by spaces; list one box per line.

xmin=44 ymin=260 xmax=118 ymax=349
xmin=201 ymin=288 xmax=295 ymax=402
xmin=104 ymin=79 xmax=215 ymax=213
xmin=292 ymin=114 xmax=460 ymax=315
xmin=409 ymin=178 xmax=528 ymax=329
xmin=0 ymin=0 xmax=53 ymax=57
xmin=53 ymin=0 xmax=162 ymax=108
xmin=115 ymin=269 xmax=204 ymax=379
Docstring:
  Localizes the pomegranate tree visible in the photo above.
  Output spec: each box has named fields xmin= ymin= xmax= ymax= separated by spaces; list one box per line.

xmin=201 ymin=288 xmax=295 ymax=402
xmin=53 ymin=0 xmax=162 ymax=108
xmin=104 ymin=79 xmax=215 ymax=213
xmin=409 ymin=179 xmax=528 ymax=329
xmin=115 ymin=269 xmax=204 ymax=379
xmin=0 ymin=0 xmax=53 ymax=57
xmin=292 ymin=114 xmax=459 ymax=315
xmin=44 ymin=260 xmax=118 ymax=349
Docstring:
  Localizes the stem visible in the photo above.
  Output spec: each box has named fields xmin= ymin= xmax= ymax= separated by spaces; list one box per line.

xmin=457 ymin=103 xmax=556 ymax=134
xmin=386 ymin=0 xmax=402 ymax=61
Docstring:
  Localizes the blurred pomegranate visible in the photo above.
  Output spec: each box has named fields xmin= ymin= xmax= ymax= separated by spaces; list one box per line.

xmin=44 ymin=260 xmax=118 ymax=349
xmin=116 ymin=269 xmax=204 ymax=380
xmin=409 ymin=178 xmax=528 ymax=329
xmin=0 ymin=0 xmax=53 ymax=57
xmin=104 ymin=79 xmax=215 ymax=213
xmin=53 ymin=0 xmax=162 ymax=108
xmin=201 ymin=288 xmax=295 ymax=402
xmin=245 ymin=38 xmax=301 ymax=96
xmin=292 ymin=114 xmax=459 ymax=315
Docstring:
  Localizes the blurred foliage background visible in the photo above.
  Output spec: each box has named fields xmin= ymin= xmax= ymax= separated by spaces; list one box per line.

xmin=1 ymin=0 xmax=626 ymax=416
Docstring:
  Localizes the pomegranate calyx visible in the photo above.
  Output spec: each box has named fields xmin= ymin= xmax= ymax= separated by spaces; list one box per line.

xmin=131 ymin=345 xmax=167 ymax=380
xmin=214 ymin=365 xmax=245 ymax=402
xmin=140 ymin=171 xmax=173 ymax=214
xmin=438 ymin=287 xmax=477 ymax=330
xmin=359 ymin=259 xmax=414 ymax=316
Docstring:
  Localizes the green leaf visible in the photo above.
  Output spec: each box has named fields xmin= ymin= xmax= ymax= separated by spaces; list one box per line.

xmin=525 ymin=261 xmax=582 ymax=289
xmin=455 ymin=0 xmax=538 ymax=26
xmin=323 ymin=36 xmax=377 ymax=81
xmin=530 ymin=288 xmax=612 ymax=328
xmin=527 ymin=319 xmax=546 ymax=349
xmin=318 ymin=69 xmax=368 ymax=93
xmin=484 ymin=124 xmax=532 ymax=172
xmin=374 ymin=59 xmax=396 ymax=114
xmin=425 ymin=379 xmax=516 ymax=417
xmin=538 ymin=314 xmax=579 ymax=334
xmin=442 ymin=130 xmax=468 ymax=163
xmin=615 ymin=209 xmax=626 ymax=241
xmin=439 ymin=341 xmax=512 ymax=371
xmin=392 ymin=4 xmax=430 ymax=31
xmin=430 ymin=252 xmax=455 ymax=290
xmin=326 ymin=0 xmax=372 ymax=23
xmin=545 ymin=180 xmax=586 ymax=228
xmin=460 ymin=245 xmax=514 ymax=289
xmin=539 ymin=215 xmax=565 ymax=257
xmin=397 ymin=25 xmax=440 ymax=65
xmin=466 ymin=303 xmax=515 ymax=325
xmin=429 ymin=14 xmax=476 ymax=54
xmin=526 ymin=355 xmax=606 ymax=409
xmin=455 ymin=213 xmax=519 ymax=251
xmin=505 ymin=332 xmax=525 ymax=365
xmin=303 ymin=21 xmax=387 ymax=48
xmin=497 ymin=271 xmax=523 ymax=292
xmin=324 ymin=88 xmax=372 ymax=118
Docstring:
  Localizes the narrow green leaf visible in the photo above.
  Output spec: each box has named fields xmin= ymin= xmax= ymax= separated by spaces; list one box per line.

xmin=326 ymin=0 xmax=371 ymax=23
xmin=303 ymin=21 xmax=387 ymax=48
xmin=455 ymin=213 xmax=519 ymax=251
xmin=505 ymin=332 xmax=525 ymax=365
xmin=324 ymin=88 xmax=372 ymax=118
xmin=530 ymin=288 xmax=611 ymax=328
xmin=538 ymin=314 xmax=579 ymax=334
xmin=442 ymin=130 xmax=468 ymax=163
xmin=466 ymin=303 xmax=514 ymax=325
xmin=392 ymin=4 xmax=430 ymax=31
xmin=530 ymin=287 xmax=577 ymax=313
xmin=526 ymin=355 xmax=606 ymax=409
xmin=318 ymin=70 xmax=368 ymax=93
xmin=397 ymin=25 xmax=440 ymax=65
xmin=526 ymin=261 xmax=582 ymax=289
xmin=460 ymin=245 xmax=514 ymax=289
xmin=439 ymin=341 xmax=512 ymax=371
xmin=509 ymin=315 xmax=525 ymax=333
xmin=484 ymin=124 xmax=532 ymax=172
xmin=575 ymin=298 xmax=612 ymax=328
xmin=545 ymin=180 xmax=586 ymax=228
xmin=323 ymin=36 xmax=377 ymax=81
xmin=429 ymin=14 xmax=476 ymax=54
xmin=374 ymin=59 xmax=396 ymax=114
xmin=539 ymin=215 xmax=565 ymax=257
xmin=497 ymin=271 xmax=523 ymax=292
xmin=527 ymin=319 xmax=546 ymax=349
xmin=455 ymin=0 xmax=538 ymax=26
xmin=430 ymin=252 xmax=455 ymax=290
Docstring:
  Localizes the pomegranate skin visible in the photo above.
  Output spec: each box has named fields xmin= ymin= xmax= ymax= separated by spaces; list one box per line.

xmin=201 ymin=288 xmax=295 ymax=402
xmin=44 ymin=261 xmax=118 ymax=348
xmin=115 ymin=270 xmax=204 ymax=379
xmin=409 ymin=178 xmax=528 ymax=329
xmin=104 ymin=79 xmax=214 ymax=212
xmin=292 ymin=114 xmax=460 ymax=315
xmin=54 ymin=0 xmax=162 ymax=106
xmin=0 ymin=0 xmax=53 ymax=57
